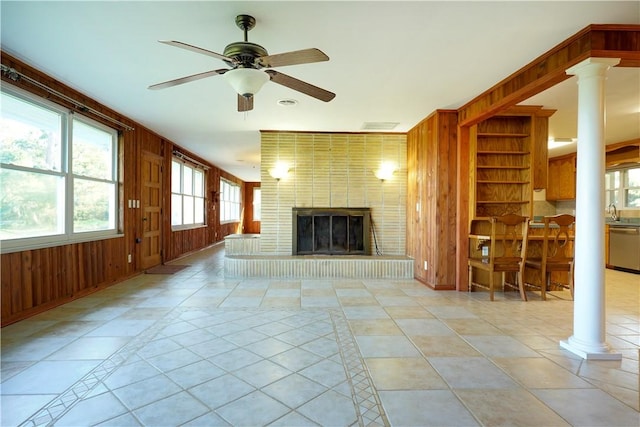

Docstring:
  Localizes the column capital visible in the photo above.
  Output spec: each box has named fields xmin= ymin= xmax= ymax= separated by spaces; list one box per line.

xmin=566 ymin=57 xmax=621 ymax=77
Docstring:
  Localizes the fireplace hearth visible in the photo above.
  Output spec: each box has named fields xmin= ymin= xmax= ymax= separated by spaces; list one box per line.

xmin=292 ymin=208 xmax=371 ymax=255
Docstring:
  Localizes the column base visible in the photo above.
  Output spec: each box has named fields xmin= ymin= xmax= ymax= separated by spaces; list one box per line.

xmin=560 ymin=336 xmax=622 ymax=360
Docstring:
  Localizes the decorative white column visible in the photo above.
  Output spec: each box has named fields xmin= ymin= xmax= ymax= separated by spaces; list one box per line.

xmin=560 ymin=57 xmax=621 ymax=360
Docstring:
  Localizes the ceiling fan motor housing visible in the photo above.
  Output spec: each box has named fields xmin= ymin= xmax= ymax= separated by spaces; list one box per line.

xmin=223 ymin=42 xmax=268 ymax=68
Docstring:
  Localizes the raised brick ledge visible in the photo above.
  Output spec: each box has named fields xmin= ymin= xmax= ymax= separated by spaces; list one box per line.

xmin=224 ymin=255 xmax=414 ymax=279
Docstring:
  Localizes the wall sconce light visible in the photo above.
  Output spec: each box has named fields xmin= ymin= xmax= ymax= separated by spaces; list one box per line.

xmin=375 ymin=161 xmax=397 ymax=182
xmin=269 ymin=162 xmax=290 ymax=181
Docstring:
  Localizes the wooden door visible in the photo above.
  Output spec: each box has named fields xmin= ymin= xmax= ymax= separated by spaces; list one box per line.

xmin=141 ymin=152 xmax=163 ymax=269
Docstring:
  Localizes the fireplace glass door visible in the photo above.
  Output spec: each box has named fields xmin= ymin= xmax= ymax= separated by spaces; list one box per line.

xmin=293 ymin=208 xmax=370 ymax=255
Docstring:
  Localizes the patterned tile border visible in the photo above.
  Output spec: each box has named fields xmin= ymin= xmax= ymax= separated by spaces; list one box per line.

xmin=19 ymin=307 xmax=388 ymax=427
xmin=330 ymin=309 xmax=389 ymax=426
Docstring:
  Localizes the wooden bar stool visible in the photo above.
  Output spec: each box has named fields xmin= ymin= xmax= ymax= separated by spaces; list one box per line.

xmin=524 ymin=214 xmax=575 ymax=300
xmin=468 ymin=214 xmax=530 ymax=301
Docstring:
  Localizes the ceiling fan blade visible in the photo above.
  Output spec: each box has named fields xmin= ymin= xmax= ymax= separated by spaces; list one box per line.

xmin=159 ymin=40 xmax=234 ymax=62
xmin=257 ymin=48 xmax=329 ymax=68
xmin=148 ymin=69 xmax=228 ymax=90
xmin=238 ymin=94 xmax=254 ymax=112
xmin=266 ymin=70 xmax=335 ymax=102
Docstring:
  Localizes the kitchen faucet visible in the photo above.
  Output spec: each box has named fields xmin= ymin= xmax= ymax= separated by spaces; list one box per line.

xmin=607 ymin=203 xmax=618 ymax=221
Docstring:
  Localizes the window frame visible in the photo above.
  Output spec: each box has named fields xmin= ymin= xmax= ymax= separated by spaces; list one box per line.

xmin=606 ymin=165 xmax=640 ymax=210
xmin=171 ymin=158 xmax=207 ymax=230
xmin=220 ymin=178 xmax=241 ymax=224
xmin=1 ymin=85 xmax=121 ymax=254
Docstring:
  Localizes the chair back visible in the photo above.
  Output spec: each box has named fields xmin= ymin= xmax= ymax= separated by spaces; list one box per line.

xmin=542 ymin=214 xmax=575 ymax=264
xmin=489 ymin=214 xmax=529 ymax=268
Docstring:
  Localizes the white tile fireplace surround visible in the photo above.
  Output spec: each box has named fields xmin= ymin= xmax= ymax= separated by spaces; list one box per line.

xmin=259 ymin=132 xmax=407 ymax=256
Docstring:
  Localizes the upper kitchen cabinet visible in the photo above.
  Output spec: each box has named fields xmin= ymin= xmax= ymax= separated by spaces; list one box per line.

xmin=547 ymin=139 xmax=640 ymax=202
xmin=606 ymin=139 xmax=640 ymax=168
xmin=469 ymin=106 xmax=555 ymax=219
xmin=547 ymin=153 xmax=577 ymax=201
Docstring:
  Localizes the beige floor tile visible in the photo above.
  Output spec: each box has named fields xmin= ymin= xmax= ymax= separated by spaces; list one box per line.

xmin=532 ymin=388 xmax=640 ymax=426
xmin=338 ymin=296 xmax=379 ymax=306
xmin=384 ymin=306 xmax=434 ymax=318
xmin=301 ymin=288 xmax=335 ymax=297
xmin=412 ymin=335 xmax=482 ymax=357
xmin=230 ymin=288 xmax=266 ymax=297
xmin=332 ymin=280 xmax=366 ymax=289
xmin=375 ymin=296 xmax=420 ymax=306
xmin=379 ymin=390 xmax=479 ymax=426
xmin=443 ymin=318 xmax=503 ymax=335
xmin=260 ymin=297 xmax=301 ymax=308
xmin=366 ymin=357 xmax=448 ymax=390
xmin=367 ymin=288 xmax=407 ymax=296
xmin=579 ymin=360 xmax=639 ymax=391
xmin=348 ymin=319 xmax=403 ymax=335
xmin=180 ymin=296 xmax=224 ymax=307
xmin=493 ymin=357 xmax=594 ymax=388
xmin=456 ymin=389 xmax=572 ymax=426
xmin=268 ymin=280 xmax=301 ymax=289
xmin=511 ymin=334 xmax=561 ymax=350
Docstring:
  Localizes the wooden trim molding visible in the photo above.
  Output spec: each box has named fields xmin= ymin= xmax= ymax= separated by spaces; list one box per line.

xmin=458 ymin=25 xmax=640 ymax=127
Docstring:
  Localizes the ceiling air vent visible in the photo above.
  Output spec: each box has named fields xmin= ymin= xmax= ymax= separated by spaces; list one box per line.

xmin=362 ymin=122 xmax=399 ymax=130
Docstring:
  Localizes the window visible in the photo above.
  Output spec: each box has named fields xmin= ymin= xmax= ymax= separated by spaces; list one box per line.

xmin=171 ymin=159 xmax=205 ymax=229
xmin=0 ymin=87 xmax=119 ymax=252
xmin=253 ymin=187 xmax=261 ymax=221
xmin=220 ymin=179 xmax=240 ymax=223
xmin=606 ymin=166 xmax=640 ymax=209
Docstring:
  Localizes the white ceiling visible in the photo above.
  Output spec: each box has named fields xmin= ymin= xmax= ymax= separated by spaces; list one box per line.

xmin=2 ymin=1 xmax=639 ymax=181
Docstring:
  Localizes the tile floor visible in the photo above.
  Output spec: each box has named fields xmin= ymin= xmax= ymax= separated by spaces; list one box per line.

xmin=1 ymin=243 xmax=638 ymax=427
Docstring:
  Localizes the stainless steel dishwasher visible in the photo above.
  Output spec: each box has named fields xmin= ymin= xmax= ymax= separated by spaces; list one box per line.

xmin=609 ymin=225 xmax=640 ymax=272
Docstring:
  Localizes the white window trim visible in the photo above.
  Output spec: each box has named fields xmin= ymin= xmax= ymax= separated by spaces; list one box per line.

xmin=171 ymin=158 xmax=206 ymax=230
xmin=606 ymin=165 xmax=640 ymax=210
xmin=220 ymin=178 xmax=241 ymax=224
xmin=1 ymin=85 xmax=120 ymax=254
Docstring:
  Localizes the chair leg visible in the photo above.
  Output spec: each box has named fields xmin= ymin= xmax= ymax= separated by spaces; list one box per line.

xmin=517 ymin=267 xmax=527 ymax=301
xmin=489 ymin=271 xmax=495 ymax=301
xmin=540 ymin=267 xmax=547 ymax=301
xmin=569 ymin=263 xmax=575 ymax=300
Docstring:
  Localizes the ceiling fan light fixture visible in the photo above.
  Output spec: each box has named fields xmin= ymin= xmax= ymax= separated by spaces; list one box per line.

xmin=224 ymin=68 xmax=270 ymax=97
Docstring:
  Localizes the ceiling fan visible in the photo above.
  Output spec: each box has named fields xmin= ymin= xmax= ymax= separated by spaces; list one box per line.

xmin=148 ymin=14 xmax=335 ymax=112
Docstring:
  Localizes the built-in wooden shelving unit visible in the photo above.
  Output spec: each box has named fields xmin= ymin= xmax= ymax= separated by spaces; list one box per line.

xmin=470 ymin=106 xmax=554 ymax=220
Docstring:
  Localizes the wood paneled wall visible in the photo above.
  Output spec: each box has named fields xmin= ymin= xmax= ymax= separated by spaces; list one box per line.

xmin=1 ymin=52 xmax=246 ymax=326
xmin=406 ymin=110 xmax=458 ymax=290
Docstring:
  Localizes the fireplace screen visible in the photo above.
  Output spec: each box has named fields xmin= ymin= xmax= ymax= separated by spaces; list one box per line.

xmin=293 ymin=208 xmax=371 ymax=255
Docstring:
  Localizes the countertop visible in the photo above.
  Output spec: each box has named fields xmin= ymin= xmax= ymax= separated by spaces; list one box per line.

xmin=606 ymin=220 xmax=640 ymax=228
